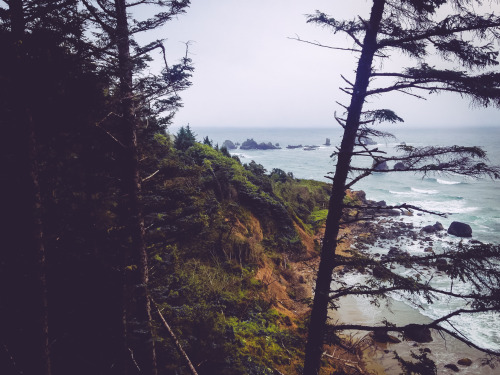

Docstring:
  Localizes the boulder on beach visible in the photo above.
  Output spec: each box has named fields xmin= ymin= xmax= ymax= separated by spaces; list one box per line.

xmin=403 ymin=324 xmax=433 ymax=343
xmin=444 ymin=364 xmax=460 ymax=372
xmin=352 ymin=190 xmax=367 ymax=202
xmin=447 ymin=221 xmax=472 ymax=237
xmin=421 ymin=221 xmax=445 ymax=233
xmin=421 ymin=225 xmax=436 ymax=233
xmin=457 ymin=358 xmax=472 ymax=366
xmin=222 ymin=140 xmax=237 ymax=150
xmin=433 ymin=222 xmax=444 ymax=231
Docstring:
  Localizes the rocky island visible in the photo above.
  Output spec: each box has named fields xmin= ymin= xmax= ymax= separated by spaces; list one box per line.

xmin=222 ymin=139 xmax=237 ymax=149
xmin=240 ymin=138 xmax=281 ymax=150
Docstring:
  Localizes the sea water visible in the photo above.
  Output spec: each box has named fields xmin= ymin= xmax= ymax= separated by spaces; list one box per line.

xmin=192 ymin=125 xmax=500 ymax=244
xmin=183 ymin=125 xmax=500 ymax=355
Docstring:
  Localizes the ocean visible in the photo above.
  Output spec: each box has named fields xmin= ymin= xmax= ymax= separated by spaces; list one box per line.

xmin=176 ymin=125 xmax=500 ymax=368
xmin=189 ymin=125 xmax=500 ymax=244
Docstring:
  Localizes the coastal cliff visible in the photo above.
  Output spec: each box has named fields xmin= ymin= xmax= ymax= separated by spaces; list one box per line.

xmin=149 ymin=141 xmax=372 ymax=374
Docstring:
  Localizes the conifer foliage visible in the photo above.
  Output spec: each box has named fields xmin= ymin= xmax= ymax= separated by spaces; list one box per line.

xmin=300 ymin=1 xmax=500 ymax=374
xmin=0 ymin=1 xmax=192 ymax=374
xmin=174 ymin=125 xmax=197 ymax=151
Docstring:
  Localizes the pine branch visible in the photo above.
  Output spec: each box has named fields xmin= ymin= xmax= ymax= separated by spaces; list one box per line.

xmin=288 ymin=35 xmax=362 ymax=53
xmin=379 ymin=13 xmax=500 ymax=50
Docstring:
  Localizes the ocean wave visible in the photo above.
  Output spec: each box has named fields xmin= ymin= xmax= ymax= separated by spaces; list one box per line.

xmin=389 ymin=188 xmax=439 ymax=196
xmin=411 ymin=200 xmax=479 ymax=214
xmin=389 ymin=190 xmax=415 ymax=196
xmin=392 ymin=291 xmax=500 ymax=351
xmin=424 ymin=177 xmax=464 ymax=185
xmin=436 ymin=178 xmax=462 ymax=185
xmin=411 ymin=188 xmax=439 ymax=194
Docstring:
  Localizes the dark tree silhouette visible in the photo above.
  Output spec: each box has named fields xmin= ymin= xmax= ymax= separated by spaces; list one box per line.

xmin=81 ymin=1 xmax=192 ymax=374
xmin=298 ymin=1 xmax=500 ymax=374
xmin=0 ymin=1 xmax=81 ymax=374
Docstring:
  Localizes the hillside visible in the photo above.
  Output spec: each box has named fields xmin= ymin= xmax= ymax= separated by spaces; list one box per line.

xmin=144 ymin=140 xmax=332 ymax=374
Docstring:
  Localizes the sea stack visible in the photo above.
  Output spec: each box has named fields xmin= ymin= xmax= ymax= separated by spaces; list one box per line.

xmin=222 ymin=140 xmax=237 ymax=150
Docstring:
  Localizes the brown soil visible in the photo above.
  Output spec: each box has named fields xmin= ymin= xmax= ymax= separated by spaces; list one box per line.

xmin=254 ymin=217 xmax=370 ymax=374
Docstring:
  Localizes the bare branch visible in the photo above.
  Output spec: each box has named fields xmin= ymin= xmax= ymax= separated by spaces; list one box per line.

xmin=288 ymin=35 xmax=362 ymax=53
xmin=153 ymin=299 xmax=199 ymax=375
xmin=94 ymin=112 xmax=126 ymax=149
xmin=142 ymin=170 xmax=159 ymax=182
xmin=344 ymin=203 xmax=447 ymax=217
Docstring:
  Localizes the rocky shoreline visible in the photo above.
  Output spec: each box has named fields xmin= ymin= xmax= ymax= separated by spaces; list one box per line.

xmin=335 ymin=192 xmax=497 ymax=374
xmin=287 ymin=189 xmax=496 ymax=374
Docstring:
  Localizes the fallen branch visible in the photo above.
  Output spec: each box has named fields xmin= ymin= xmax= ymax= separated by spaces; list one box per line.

xmin=322 ymin=351 xmax=365 ymax=373
xmin=142 ymin=169 xmax=159 ymax=182
xmin=152 ymin=299 xmax=199 ymax=375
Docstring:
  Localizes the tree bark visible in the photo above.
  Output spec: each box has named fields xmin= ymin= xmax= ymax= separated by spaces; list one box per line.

xmin=114 ymin=1 xmax=157 ymax=374
xmin=302 ymin=1 xmax=386 ymax=374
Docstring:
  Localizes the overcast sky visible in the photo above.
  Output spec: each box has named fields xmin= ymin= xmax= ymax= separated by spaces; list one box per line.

xmin=148 ymin=0 xmax=500 ymax=129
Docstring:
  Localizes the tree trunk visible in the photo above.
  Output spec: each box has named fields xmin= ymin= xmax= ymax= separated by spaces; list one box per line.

xmin=114 ymin=1 xmax=157 ymax=374
xmin=8 ymin=2 xmax=52 ymax=374
xmin=302 ymin=1 xmax=386 ymax=374
xmin=27 ymin=112 xmax=52 ymax=375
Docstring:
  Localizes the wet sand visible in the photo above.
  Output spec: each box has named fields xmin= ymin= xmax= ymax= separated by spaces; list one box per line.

xmin=330 ymin=294 xmax=499 ymax=374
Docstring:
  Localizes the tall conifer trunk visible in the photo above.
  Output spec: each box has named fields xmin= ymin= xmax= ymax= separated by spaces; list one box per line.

xmin=27 ymin=112 xmax=51 ymax=375
xmin=114 ymin=1 xmax=157 ymax=374
xmin=302 ymin=1 xmax=386 ymax=374
xmin=8 ymin=1 xmax=52 ymax=374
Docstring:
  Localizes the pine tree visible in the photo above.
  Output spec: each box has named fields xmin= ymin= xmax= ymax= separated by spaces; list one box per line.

xmin=299 ymin=1 xmax=500 ymax=374
xmin=81 ymin=1 xmax=192 ymax=374
xmin=175 ymin=125 xmax=197 ymax=151
xmin=0 ymin=2 xmax=80 ymax=373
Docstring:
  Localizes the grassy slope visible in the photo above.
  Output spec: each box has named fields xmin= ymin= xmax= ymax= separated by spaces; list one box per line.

xmin=145 ymin=142 xmax=350 ymax=374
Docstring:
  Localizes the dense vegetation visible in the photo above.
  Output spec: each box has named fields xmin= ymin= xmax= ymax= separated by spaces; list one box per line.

xmin=0 ymin=28 xmax=333 ymax=371
xmin=0 ymin=2 xmax=337 ymax=373
xmin=2 ymin=2 xmax=500 ymax=375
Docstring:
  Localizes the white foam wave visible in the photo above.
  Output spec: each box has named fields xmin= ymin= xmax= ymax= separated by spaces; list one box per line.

xmin=411 ymin=188 xmax=439 ymax=194
xmin=400 ymin=198 xmax=478 ymax=214
xmin=389 ymin=190 xmax=414 ymax=196
xmin=389 ymin=188 xmax=439 ymax=197
xmin=437 ymin=178 xmax=461 ymax=185
xmin=393 ymin=290 xmax=500 ymax=351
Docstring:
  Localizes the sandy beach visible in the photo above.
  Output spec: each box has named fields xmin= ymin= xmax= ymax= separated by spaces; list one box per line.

xmin=331 ymin=293 xmax=499 ymax=374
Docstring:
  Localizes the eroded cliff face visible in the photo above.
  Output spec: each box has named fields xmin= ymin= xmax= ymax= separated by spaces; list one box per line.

xmin=144 ymin=143 xmax=346 ymax=374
